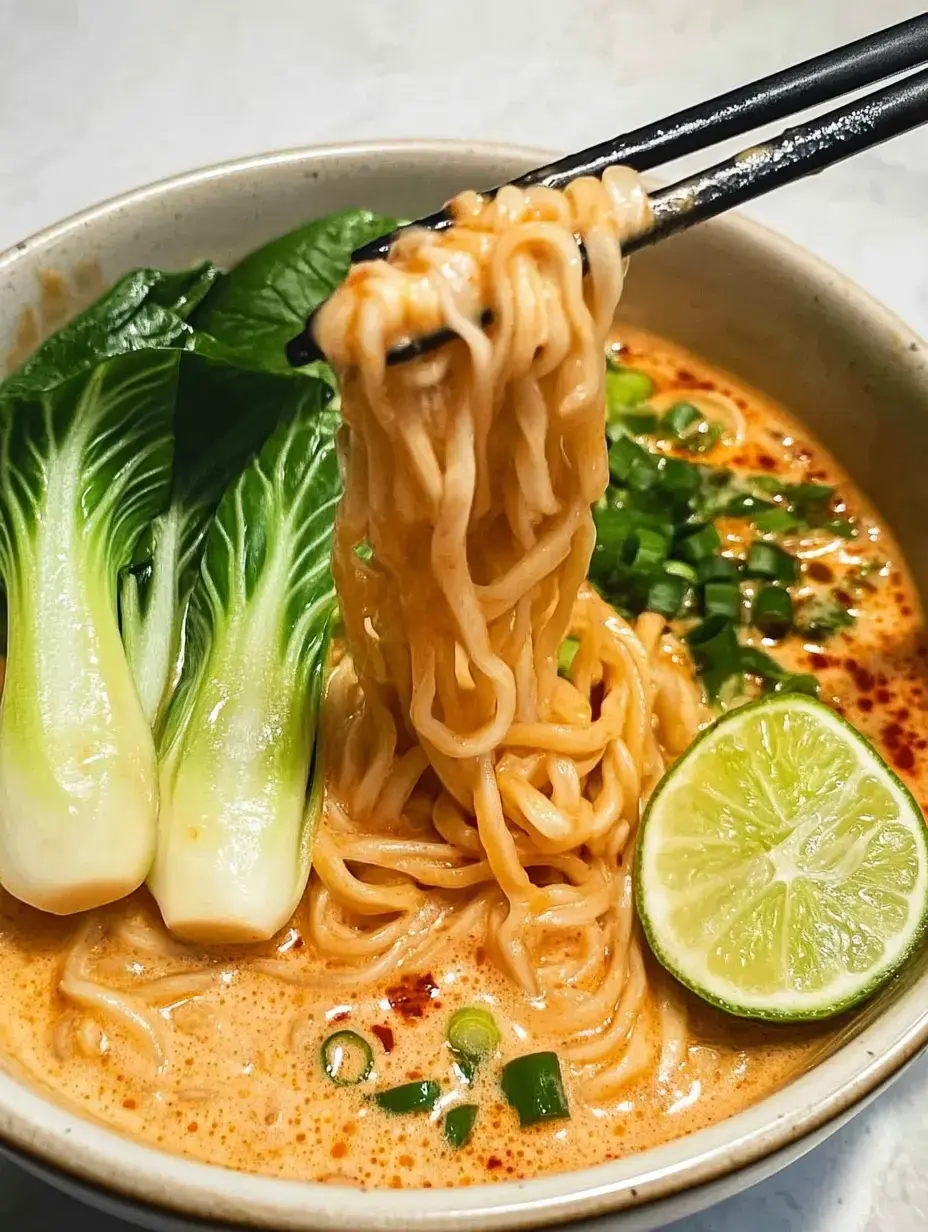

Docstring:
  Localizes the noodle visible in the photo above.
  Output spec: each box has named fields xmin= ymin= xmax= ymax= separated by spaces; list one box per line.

xmin=312 ymin=167 xmax=709 ymax=1092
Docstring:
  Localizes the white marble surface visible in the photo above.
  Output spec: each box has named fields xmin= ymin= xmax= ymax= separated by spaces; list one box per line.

xmin=2 ymin=0 xmax=928 ymax=1228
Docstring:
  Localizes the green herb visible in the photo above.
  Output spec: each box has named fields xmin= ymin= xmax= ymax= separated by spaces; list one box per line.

xmin=375 ymin=1080 xmax=441 ymax=1115
xmin=444 ymin=1104 xmax=479 ymax=1148
xmin=193 ymin=210 xmax=398 ymax=375
xmin=321 ymin=1031 xmax=374 ymax=1086
xmin=501 ymin=1052 xmax=570 ymax=1127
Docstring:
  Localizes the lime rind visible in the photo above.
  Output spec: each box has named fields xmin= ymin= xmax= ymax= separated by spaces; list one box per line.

xmin=636 ymin=693 xmax=928 ymax=1021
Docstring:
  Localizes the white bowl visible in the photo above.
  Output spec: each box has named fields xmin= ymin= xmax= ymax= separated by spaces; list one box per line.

xmin=2 ymin=140 xmax=928 ymax=1232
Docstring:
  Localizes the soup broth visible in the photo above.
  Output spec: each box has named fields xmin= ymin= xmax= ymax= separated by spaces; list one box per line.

xmin=1 ymin=330 xmax=925 ymax=1188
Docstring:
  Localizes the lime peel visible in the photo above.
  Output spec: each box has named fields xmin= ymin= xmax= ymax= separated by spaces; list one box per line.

xmin=636 ymin=694 xmax=928 ymax=1021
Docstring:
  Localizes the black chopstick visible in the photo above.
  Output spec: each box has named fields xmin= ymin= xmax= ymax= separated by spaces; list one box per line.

xmin=352 ymin=14 xmax=928 ymax=266
xmin=285 ymin=18 xmax=928 ymax=369
xmin=370 ymin=68 xmax=928 ymax=368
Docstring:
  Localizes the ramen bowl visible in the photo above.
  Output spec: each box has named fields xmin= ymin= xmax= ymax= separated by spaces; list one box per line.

xmin=1 ymin=140 xmax=928 ymax=1232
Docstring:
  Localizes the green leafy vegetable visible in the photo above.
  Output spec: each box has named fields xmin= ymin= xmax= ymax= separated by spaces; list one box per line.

xmin=0 ymin=350 xmax=178 ymax=912
xmin=150 ymin=378 xmax=340 ymax=942
xmin=192 ymin=210 xmax=398 ymax=374
xmin=5 ymin=265 xmax=219 ymax=395
xmin=120 ymin=357 xmax=289 ymax=724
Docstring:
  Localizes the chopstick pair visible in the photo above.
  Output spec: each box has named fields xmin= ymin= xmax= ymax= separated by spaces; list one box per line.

xmin=287 ymin=14 xmax=928 ymax=369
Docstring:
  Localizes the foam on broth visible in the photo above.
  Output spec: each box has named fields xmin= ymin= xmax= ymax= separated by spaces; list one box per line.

xmin=0 ymin=330 xmax=925 ymax=1188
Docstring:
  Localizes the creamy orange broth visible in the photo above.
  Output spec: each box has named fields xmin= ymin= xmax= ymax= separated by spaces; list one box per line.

xmin=0 ymin=330 xmax=926 ymax=1189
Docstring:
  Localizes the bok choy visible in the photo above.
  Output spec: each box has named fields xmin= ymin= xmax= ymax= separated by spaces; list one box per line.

xmin=0 ymin=350 xmax=178 ymax=912
xmin=149 ymin=376 xmax=340 ymax=942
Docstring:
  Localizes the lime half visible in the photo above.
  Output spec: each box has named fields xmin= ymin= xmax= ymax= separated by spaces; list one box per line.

xmin=636 ymin=694 xmax=928 ymax=1020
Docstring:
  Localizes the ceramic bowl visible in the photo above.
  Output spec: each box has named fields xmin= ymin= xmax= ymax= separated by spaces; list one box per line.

xmin=1 ymin=140 xmax=928 ymax=1232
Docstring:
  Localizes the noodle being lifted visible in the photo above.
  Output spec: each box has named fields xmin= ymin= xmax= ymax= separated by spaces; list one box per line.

xmin=314 ymin=167 xmax=706 ymax=1094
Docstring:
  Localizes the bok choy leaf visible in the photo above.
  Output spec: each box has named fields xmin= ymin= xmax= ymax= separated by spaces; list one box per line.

xmin=0 ymin=349 xmax=178 ymax=912
xmin=120 ymin=356 xmax=286 ymax=725
xmin=5 ymin=264 xmax=219 ymax=394
xmin=150 ymin=375 xmax=340 ymax=942
xmin=191 ymin=210 xmax=397 ymax=374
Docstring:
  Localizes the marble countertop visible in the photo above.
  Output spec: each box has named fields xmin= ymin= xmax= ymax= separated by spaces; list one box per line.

xmin=2 ymin=1 xmax=928 ymax=1228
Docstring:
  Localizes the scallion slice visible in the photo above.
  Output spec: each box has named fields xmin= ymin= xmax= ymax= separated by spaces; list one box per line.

xmin=685 ymin=616 xmax=741 ymax=696
xmin=444 ymin=1103 xmax=479 ymax=1148
xmin=501 ymin=1052 xmax=570 ymax=1127
xmin=696 ymin=555 xmax=741 ymax=584
xmin=646 ymin=573 xmax=689 ymax=619
xmin=745 ymin=541 xmax=797 ymax=584
xmin=375 ymin=1080 xmax=441 ymax=1115
xmin=447 ymin=1006 xmax=501 ymax=1063
xmin=664 ymin=559 xmax=698 ymax=583
xmin=605 ymin=364 xmax=655 ymax=413
xmin=557 ymin=637 xmax=581 ymax=677
xmin=608 ymin=435 xmax=650 ymax=484
xmin=751 ymin=585 xmax=794 ymax=639
xmin=661 ymin=401 xmax=702 ymax=437
xmin=628 ymin=527 xmax=669 ymax=572
xmin=677 ymin=523 xmax=722 ymax=563
xmin=620 ymin=409 xmax=659 ymax=436
xmin=703 ymin=581 xmax=741 ymax=622
xmin=321 ymin=1030 xmax=374 ymax=1087
xmin=752 ymin=507 xmax=801 ymax=534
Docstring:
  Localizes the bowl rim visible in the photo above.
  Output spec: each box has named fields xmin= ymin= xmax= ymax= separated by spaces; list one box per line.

xmin=2 ymin=137 xmax=928 ymax=1231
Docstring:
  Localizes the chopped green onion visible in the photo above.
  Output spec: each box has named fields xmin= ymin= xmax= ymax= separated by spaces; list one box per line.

xmin=723 ymin=492 xmax=774 ymax=518
xmin=822 ymin=516 xmax=857 ymax=539
xmin=703 ymin=581 xmax=741 ymax=622
xmin=646 ymin=573 xmax=689 ymax=618
xmin=677 ymin=523 xmax=722 ymax=563
xmin=739 ymin=645 xmax=787 ymax=682
xmin=605 ymin=364 xmax=655 ymax=412
xmin=627 ymin=526 xmax=669 ymax=572
xmin=321 ymin=1031 xmax=374 ymax=1087
xmin=657 ymin=456 xmax=701 ymax=501
xmin=682 ymin=420 xmax=722 ymax=455
xmin=661 ymin=401 xmax=702 ymax=437
xmin=788 ymin=482 xmax=834 ymax=506
xmin=685 ymin=616 xmax=741 ymax=696
xmin=444 ymin=1104 xmax=479 ymax=1148
xmin=774 ymin=673 xmax=820 ymax=697
xmin=696 ymin=555 xmax=741 ymax=584
xmin=557 ymin=637 xmax=581 ymax=677
xmin=620 ymin=409 xmax=659 ymax=436
xmin=501 ymin=1052 xmax=570 ymax=1127
xmin=752 ymin=507 xmax=801 ymax=534
xmin=608 ymin=436 xmax=658 ymax=492
xmin=447 ymin=1006 xmax=501 ymax=1063
xmin=375 ymin=1080 xmax=441 ymax=1115
xmin=751 ymin=585 xmax=793 ymax=640
xmin=664 ymin=559 xmax=698 ymax=582
xmin=745 ymin=541 xmax=797 ymax=584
